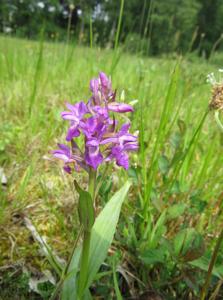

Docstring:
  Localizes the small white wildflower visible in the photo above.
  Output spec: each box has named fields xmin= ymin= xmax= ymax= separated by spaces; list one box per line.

xmin=207 ymin=72 xmax=216 ymax=85
xmin=77 ymin=9 xmax=82 ymax=16
xmin=63 ymin=10 xmax=68 ymax=17
xmin=218 ymin=69 xmax=223 ymax=73
xmin=37 ymin=2 xmax=45 ymax=9
xmin=48 ymin=6 xmax=56 ymax=13
xmin=104 ymin=14 xmax=109 ymax=22
xmin=3 ymin=27 xmax=12 ymax=34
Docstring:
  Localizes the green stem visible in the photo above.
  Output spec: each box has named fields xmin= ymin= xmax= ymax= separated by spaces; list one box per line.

xmin=78 ymin=168 xmax=96 ymax=298
xmin=114 ymin=0 xmax=125 ymax=50
xmin=214 ymin=110 xmax=223 ymax=132
xmin=200 ymin=228 xmax=223 ymax=300
xmin=88 ymin=168 xmax=96 ymax=199
xmin=78 ymin=230 xmax=91 ymax=297
xmin=49 ymin=225 xmax=83 ymax=300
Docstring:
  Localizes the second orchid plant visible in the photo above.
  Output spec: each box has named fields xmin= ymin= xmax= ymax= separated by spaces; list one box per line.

xmin=52 ymin=72 xmax=138 ymax=299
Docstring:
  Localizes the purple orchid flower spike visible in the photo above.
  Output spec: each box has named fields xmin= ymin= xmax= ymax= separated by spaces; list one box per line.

xmin=52 ymin=72 xmax=138 ymax=173
xmin=61 ymin=102 xmax=88 ymax=141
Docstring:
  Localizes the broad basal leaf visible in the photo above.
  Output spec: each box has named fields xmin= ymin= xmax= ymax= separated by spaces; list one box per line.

xmin=61 ymin=181 xmax=131 ymax=299
xmin=86 ymin=180 xmax=131 ymax=289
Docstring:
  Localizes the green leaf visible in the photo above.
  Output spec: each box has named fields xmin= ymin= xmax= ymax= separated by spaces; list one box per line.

xmin=86 ymin=181 xmax=131 ymax=289
xmin=150 ymin=211 xmax=167 ymax=248
xmin=61 ymin=247 xmax=82 ymax=300
xmin=127 ymin=166 xmax=140 ymax=184
xmin=170 ymin=180 xmax=181 ymax=194
xmin=112 ymin=259 xmax=123 ymax=300
xmin=177 ymin=119 xmax=187 ymax=135
xmin=158 ymin=155 xmax=169 ymax=175
xmin=74 ymin=180 xmax=95 ymax=231
xmin=170 ymin=132 xmax=182 ymax=149
xmin=167 ymin=203 xmax=187 ymax=220
xmin=189 ymin=255 xmax=223 ymax=279
xmin=140 ymin=248 xmax=166 ymax=265
xmin=174 ymin=228 xmax=205 ymax=262
xmin=62 ymin=181 xmax=131 ymax=299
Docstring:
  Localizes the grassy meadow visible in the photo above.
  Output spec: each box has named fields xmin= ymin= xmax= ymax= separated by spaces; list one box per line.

xmin=0 ymin=36 xmax=223 ymax=299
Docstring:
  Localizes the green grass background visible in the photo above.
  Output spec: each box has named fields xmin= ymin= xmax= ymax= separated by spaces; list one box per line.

xmin=0 ymin=36 xmax=223 ymax=299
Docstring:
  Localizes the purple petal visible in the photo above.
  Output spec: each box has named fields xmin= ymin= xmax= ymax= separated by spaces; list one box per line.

xmin=52 ymin=151 xmax=69 ymax=162
xmin=108 ymin=103 xmax=133 ymax=113
xmin=52 ymin=143 xmax=71 ymax=162
xmin=111 ymin=146 xmax=129 ymax=170
xmin=63 ymin=165 xmax=72 ymax=174
xmin=66 ymin=125 xmax=80 ymax=141
xmin=120 ymin=134 xmax=138 ymax=143
xmin=92 ymin=106 xmax=109 ymax=118
xmin=99 ymin=72 xmax=110 ymax=88
xmin=78 ymin=101 xmax=88 ymax=115
xmin=119 ymin=123 xmax=131 ymax=134
xmin=124 ymin=141 xmax=139 ymax=151
xmin=86 ymin=139 xmax=99 ymax=147
xmin=61 ymin=111 xmax=79 ymax=121
xmin=66 ymin=102 xmax=76 ymax=113
xmin=58 ymin=143 xmax=70 ymax=153
xmin=90 ymin=78 xmax=99 ymax=92
xmin=85 ymin=145 xmax=103 ymax=169
xmin=62 ymin=102 xmax=88 ymax=120
xmin=101 ymin=137 xmax=118 ymax=145
xmin=117 ymin=152 xmax=129 ymax=169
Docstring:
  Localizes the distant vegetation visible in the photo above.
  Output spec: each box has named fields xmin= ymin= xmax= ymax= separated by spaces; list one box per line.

xmin=1 ymin=0 xmax=223 ymax=57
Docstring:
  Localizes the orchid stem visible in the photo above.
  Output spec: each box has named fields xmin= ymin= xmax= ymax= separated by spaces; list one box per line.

xmin=78 ymin=168 xmax=96 ymax=298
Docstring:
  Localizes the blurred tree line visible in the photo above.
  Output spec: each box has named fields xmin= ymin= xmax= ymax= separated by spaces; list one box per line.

xmin=1 ymin=0 xmax=223 ymax=57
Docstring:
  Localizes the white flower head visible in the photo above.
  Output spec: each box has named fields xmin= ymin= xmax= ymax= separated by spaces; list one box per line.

xmin=207 ymin=73 xmax=216 ymax=85
xmin=207 ymin=69 xmax=223 ymax=86
xmin=48 ymin=6 xmax=56 ymax=13
xmin=37 ymin=2 xmax=45 ymax=9
xmin=77 ymin=9 xmax=82 ymax=16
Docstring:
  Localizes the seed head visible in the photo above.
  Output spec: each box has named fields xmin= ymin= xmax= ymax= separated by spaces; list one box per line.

xmin=209 ymin=83 xmax=223 ymax=111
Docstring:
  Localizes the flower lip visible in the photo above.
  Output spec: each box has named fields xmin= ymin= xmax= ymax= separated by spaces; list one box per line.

xmin=85 ymin=144 xmax=103 ymax=169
